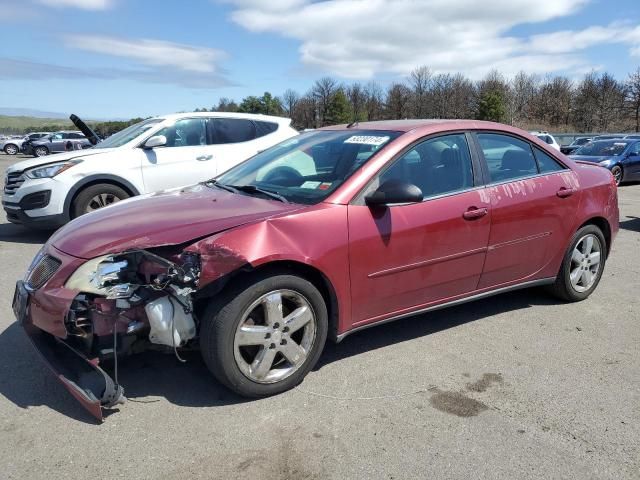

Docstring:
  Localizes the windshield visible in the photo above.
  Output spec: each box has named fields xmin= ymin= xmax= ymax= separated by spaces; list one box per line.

xmin=574 ymin=140 xmax=630 ymax=156
xmin=93 ymin=118 xmax=163 ymax=149
xmin=215 ymin=130 xmax=402 ymax=204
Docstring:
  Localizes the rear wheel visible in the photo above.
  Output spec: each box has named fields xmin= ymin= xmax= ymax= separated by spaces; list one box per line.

xmin=3 ymin=144 xmax=19 ymax=155
xmin=548 ymin=225 xmax=606 ymax=302
xmin=200 ymin=272 xmax=328 ymax=397
xmin=72 ymin=183 xmax=129 ymax=218
xmin=610 ymin=165 xmax=623 ymax=186
xmin=34 ymin=146 xmax=49 ymax=157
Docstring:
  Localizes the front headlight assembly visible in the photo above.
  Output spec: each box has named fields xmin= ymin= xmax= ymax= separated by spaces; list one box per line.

xmin=25 ymin=160 xmax=83 ymax=179
xmin=65 ymin=255 xmax=128 ymax=295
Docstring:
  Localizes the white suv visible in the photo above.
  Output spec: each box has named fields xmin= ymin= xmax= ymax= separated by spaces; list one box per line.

xmin=529 ymin=131 xmax=560 ymax=151
xmin=2 ymin=112 xmax=297 ymax=229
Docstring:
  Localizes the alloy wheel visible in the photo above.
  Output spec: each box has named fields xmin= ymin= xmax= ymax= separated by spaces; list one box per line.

xmin=4 ymin=144 xmax=18 ymax=155
xmin=85 ymin=193 xmax=121 ymax=212
xmin=611 ymin=166 xmax=622 ymax=186
xmin=569 ymin=233 xmax=602 ymax=293
xmin=233 ymin=289 xmax=316 ymax=384
xmin=34 ymin=147 xmax=48 ymax=157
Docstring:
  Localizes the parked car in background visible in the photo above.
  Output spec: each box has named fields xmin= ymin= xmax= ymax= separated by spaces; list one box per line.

xmin=561 ymin=136 xmax=592 ymax=155
xmin=22 ymin=130 xmax=93 ymax=157
xmin=623 ymin=134 xmax=640 ymax=140
xmin=569 ymin=139 xmax=640 ymax=185
xmin=1 ymin=132 xmax=50 ymax=155
xmin=530 ymin=131 xmax=560 ymax=151
xmin=12 ymin=120 xmax=619 ymax=420
xmin=3 ymin=112 xmax=298 ymax=229
xmin=591 ymin=134 xmax=625 ymax=141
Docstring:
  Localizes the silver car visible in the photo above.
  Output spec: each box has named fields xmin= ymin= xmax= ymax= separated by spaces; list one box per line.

xmin=1 ymin=132 xmax=50 ymax=155
xmin=24 ymin=131 xmax=92 ymax=157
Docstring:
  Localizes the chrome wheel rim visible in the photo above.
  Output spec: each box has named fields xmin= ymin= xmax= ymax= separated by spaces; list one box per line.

xmin=85 ymin=193 xmax=121 ymax=212
xmin=35 ymin=147 xmax=48 ymax=157
xmin=5 ymin=145 xmax=17 ymax=155
xmin=234 ymin=289 xmax=316 ymax=384
xmin=569 ymin=234 xmax=602 ymax=292
xmin=612 ymin=167 xmax=622 ymax=185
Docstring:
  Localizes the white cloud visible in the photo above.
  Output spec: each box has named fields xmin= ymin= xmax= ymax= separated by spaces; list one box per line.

xmin=225 ymin=0 xmax=639 ymax=79
xmin=36 ymin=0 xmax=114 ymax=9
xmin=64 ymin=35 xmax=227 ymax=74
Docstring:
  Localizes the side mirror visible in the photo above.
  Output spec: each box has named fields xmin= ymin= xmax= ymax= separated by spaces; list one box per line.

xmin=143 ymin=135 xmax=167 ymax=149
xmin=364 ymin=179 xmax=423 ymax=207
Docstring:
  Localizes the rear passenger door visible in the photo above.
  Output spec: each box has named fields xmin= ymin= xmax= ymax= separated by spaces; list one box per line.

xmin=474 ymin=132 xmax=580 ymax=289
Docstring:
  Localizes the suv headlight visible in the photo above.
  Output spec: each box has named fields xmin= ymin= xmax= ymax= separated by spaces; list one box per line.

xmin=25 ymin=160 xmax=83 ymax=179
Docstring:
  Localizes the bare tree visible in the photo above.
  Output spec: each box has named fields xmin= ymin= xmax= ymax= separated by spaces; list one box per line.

xmin=311 ymin=77 xmax=339 ymax=126
xmin=385 ymin=83 xmax=412 ymax=119
xmin=409 ymin=66 xmax=432 ymax=118
xmin=364 ymin=81 xmax=384 ymax=121
xmin=347 ymin=82 xmax=366 ymax=122
xmin=510 ymin=72 xmax=538 ymax=127
xmin=626 ymin=68 xmax=640 ymax=132
xmin=282 ymin=89 xmax=300 ymax=117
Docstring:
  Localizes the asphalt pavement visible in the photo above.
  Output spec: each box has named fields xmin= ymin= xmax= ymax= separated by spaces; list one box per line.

xmin=0 ymin=152 xmax=638 ymax=479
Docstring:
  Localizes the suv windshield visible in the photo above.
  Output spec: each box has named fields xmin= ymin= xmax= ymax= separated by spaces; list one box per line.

xmin=574 ymin=140 xmax=630 ymax=156
xmin=214 ymin=130 xmax=402 ymax=204
xmin=93 ymin=118 xmax=163 ymax=149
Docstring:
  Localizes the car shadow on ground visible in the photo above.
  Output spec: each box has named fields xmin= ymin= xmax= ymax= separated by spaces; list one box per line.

xmin=0 ymin=288 xmax=560 ymax=424
xmin=0 ymin=222 xmax=52 ymax=244
xmin=620 ymin=216 xmax=640 ymax=233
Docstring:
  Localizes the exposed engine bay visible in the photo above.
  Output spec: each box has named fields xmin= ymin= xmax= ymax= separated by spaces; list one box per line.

xmin=62 ymin=249 xmax=202 ymax=409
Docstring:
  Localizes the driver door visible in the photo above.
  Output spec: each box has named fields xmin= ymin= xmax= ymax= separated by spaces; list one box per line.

xmin=347 ymin=133 xmax=491 ymax=326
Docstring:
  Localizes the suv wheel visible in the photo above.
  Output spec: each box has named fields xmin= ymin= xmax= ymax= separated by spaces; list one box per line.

xmin=72 ymin=183 xmax=129 ymax=217
xmin=200 ymin=272 xmax=328 ymax=397
xmin=3 ymin=144 xmax=19 ymax=155
xmin=548 ymin=225 xmax=606 ymax=302
xmin=34 ymin=146 xmax=49 ymax=157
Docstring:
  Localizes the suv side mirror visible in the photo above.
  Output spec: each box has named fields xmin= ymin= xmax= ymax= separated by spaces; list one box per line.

xmin=365 ymin=179 xmax=423 ymax=207
xmin=144 ymin=135 xmax=167 ymax=149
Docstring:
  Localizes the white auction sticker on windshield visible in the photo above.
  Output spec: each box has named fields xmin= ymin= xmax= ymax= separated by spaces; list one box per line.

xmin=300 ymin=181 xmax=321 ymax=189
xmin=344 ymin=135 xmax=389 ymax=146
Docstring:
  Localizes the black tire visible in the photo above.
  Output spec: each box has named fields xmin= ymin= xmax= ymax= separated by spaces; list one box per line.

xmin=200 ymin=271 xmax=328 ymax=398
xmin=34 ymin=146 xmax=49 ymax=157
xmin=3 ymin=144 xmax=19 ymax=155
xmin=548 ymin=224 xmax=607 ymax=302
xmin=610 ymin=165 xmax=623 ymax=186
xmin=71 ymin=183 xmax=129 ymax=218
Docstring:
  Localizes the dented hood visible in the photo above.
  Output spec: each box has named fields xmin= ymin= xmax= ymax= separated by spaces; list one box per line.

xmin=50 ymin=184 xmax=305 ymax=259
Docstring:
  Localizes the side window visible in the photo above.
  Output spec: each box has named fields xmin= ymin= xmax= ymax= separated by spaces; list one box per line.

xmin=255 ymin=121 xmax=278 ymax=138
xmin=533 ymin=147 xmax=565 ymax=173
xmin=156 ymin=118 xmax=207 ymax=147
xmin=69 ymin=133 xmax=84 ymax=139
xmin=52 ymin=133 xmax=63 ymax=140
xmin=210 ymin=118 xmax=256 ymax=144
xmin=630 ymin=143 xmax=640 ymax=155
xmin=477 ymin=133 xmax=538 ymax=183
xmin=379 ymin=134 xmax=474 ymax=199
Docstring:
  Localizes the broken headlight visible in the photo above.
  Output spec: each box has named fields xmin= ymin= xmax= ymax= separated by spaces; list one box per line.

xmin=65 ymin=255 xmax=129 ymax=295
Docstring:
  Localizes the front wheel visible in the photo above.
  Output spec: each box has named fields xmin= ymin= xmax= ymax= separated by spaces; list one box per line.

xmin=548 ymin=225 xmax=606 ymax=302
xmin=200 ymin=273 xmax=328 ymax=397
xmin=71 ymin=183 xmax=129 ymax=218
xmin=34 ymin=146 xmax=49 ymax=157
xmin=610 ymin=165 xmax=623 ymax=186
xmin=3 ymin=144 xmax=19 ymax=155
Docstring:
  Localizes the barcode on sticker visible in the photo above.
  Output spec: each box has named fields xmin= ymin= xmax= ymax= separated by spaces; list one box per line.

xmin=344 ymin=135 xmax=389 ymax=146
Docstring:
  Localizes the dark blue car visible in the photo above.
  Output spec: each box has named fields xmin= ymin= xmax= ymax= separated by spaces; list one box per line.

xmin=569 ymin=139 xmax=640 ymax=185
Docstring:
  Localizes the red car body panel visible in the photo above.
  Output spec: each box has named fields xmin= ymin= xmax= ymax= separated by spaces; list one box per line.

xmin=15 ymin=119 xmax=619 ymax=421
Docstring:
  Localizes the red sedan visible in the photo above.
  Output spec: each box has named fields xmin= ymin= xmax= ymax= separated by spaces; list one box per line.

xmin=13 ymin=120 xmax=619 ymax=420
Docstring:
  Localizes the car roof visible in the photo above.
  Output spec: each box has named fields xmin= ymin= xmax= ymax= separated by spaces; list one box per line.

xmin=154 ymin=111 xmax=292 ymax=124
xmin=319 ymin=119 xmax=529 ymax=134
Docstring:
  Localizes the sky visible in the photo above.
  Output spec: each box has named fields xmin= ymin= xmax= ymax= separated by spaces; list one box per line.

xmin=0 ymin=0 xmax=638 ymax=119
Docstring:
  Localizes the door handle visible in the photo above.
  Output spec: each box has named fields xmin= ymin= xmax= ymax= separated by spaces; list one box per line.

xmin=196 ymin=155 xmax=213 ymax=161
xmin=462 ymin=207 xmax=488 ymax=220
xmin=556 ymin=187 xmax=576 ymax=198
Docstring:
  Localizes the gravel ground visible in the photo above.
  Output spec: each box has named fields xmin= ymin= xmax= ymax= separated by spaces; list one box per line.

xmin=0 ymin=152 xmax=638 ymax=479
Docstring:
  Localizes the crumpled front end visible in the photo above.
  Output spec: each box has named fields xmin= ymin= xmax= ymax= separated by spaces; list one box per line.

xmin=14 ymin=243 xmax=202 ymax=421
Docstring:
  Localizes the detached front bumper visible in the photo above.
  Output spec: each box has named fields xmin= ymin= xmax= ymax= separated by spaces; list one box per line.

xmin=13 ymin=280 xmax=124 ymax=421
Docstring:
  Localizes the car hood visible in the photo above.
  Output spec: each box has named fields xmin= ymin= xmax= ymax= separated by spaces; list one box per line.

xmin=50 ymin=184 xmax=305 ymax=259
xmin=568 ymin=155 xmax=616 ymax=163
xmin=7 ymin=149 xmax=117 ymax=173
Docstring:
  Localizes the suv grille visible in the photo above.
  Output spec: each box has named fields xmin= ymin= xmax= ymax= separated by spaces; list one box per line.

xmin=4 ymin=171 xmax=25 ymax=195
xmin=26 ymin=254 xmax=61 ymax=290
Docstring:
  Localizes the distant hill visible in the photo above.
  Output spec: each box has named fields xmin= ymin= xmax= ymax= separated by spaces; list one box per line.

xmin=0 ymin=108 xmax=69 ymax=119
xmin=0 ymin=115 xmax=73 ymax=134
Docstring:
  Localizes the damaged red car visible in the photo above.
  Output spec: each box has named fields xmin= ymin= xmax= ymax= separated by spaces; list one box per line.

xmin=13 ymin=120 xmax=619 ymax=421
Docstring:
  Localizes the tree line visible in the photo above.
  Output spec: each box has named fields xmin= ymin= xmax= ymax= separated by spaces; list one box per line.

xmin=200 ymin=67 xmax=640 ymax=133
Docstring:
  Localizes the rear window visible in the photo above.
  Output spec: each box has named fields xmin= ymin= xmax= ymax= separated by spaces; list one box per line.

xmin=255 ymin=121 xmax=279 ymax=138
xmin=210 ymin=118 xmax=256 ymax=144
